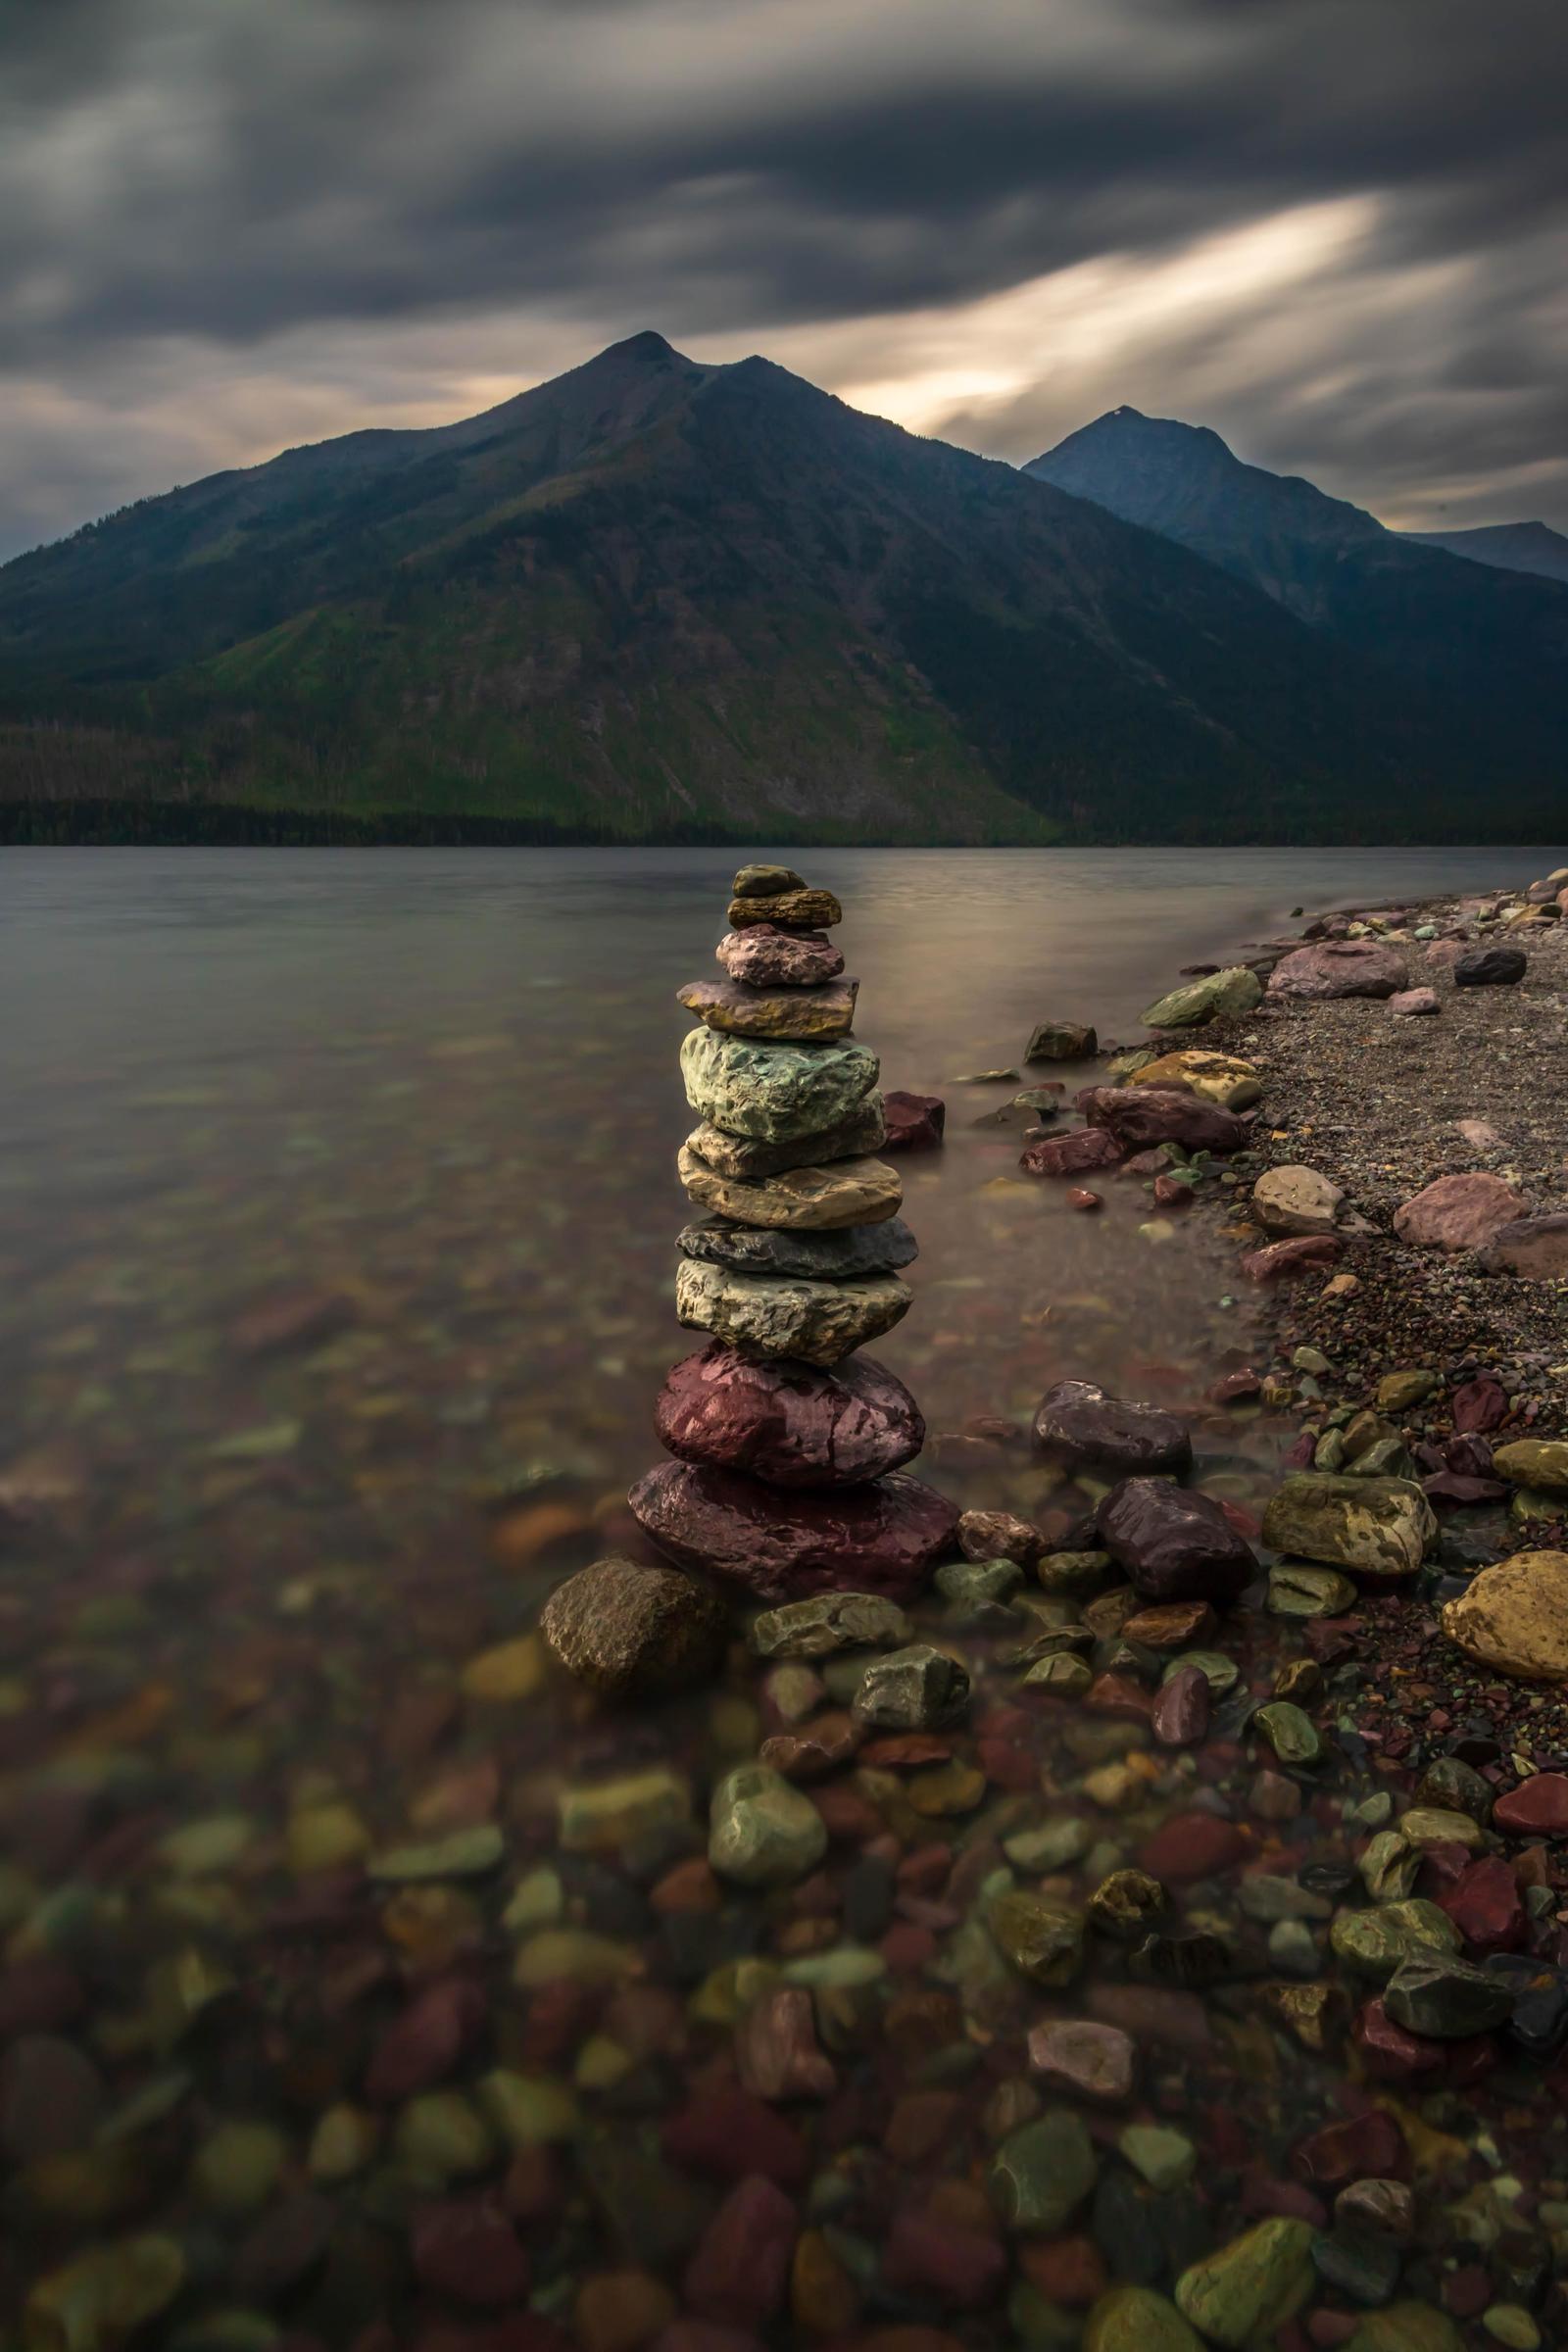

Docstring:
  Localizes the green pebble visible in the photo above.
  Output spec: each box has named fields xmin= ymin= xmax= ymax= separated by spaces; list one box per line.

xmin=1084 ymin=2286 xmax=1202 ymax=2350
xmin=709 ymin=1764 xmax=826 ymax=1887
xmin=1118 ymin=2123 xmax=1197 ymax=2189
xmin=1253 ymin=1701 xmax=1323 ymax=1766
xmin=391 ymin=2090 xmax=495 ymax=2180
xmin=190 ymin=2121 xmax=287 ymax=2212
xmin=1175 ymin=2218 xmax=1315 ymax=2346
xmin=1330 ymin=1899 xmax=1461 ymax=1983
xmin=1002 ymin=1818 xmax=1092 ymax=1872
xmin=1161 ymin=1649 xmax=1240 ymax=1696
xmin=368 ymin=1826 xmax=505 ymax=1882
xmin=988 ymin=2109 xmax=1099 ymax=2232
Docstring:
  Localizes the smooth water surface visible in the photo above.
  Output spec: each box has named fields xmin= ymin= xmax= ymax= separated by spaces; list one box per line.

xmin=0 ymin=844 xmax=1553 ymax=2345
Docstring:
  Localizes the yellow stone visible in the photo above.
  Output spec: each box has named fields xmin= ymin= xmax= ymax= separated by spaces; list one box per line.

xmin=558 ymin=1767 xmax=691 ymax=1852
xmin=477 ymin=2068 xmax=579 ymax=2146
xmin=1129 ymin=1049 xmax=1263 ymax=1109
xmin=461 ymin=1636 xmax=546 ymax=1701
xmin=287 ymin=1801 xmax=371 ymax=1874
xmin=308 ymin=2104 xmax=381 ymax=2181
xmin=1442 ymin=1553 xmax=1568 ymax=1683
xmin=513 ymin=1929 xmax=638 ymax=1988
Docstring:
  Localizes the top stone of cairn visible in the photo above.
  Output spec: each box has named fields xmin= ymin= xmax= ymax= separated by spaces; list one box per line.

xmin=733 ymin=864 xmax=806 ymax=898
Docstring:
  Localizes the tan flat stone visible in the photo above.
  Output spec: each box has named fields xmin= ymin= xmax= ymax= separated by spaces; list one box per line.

xmin=1252 ymin=1165 xmax=1344 ymax=1236
xmin=677 ymin=1146 xmax=902 ymax=1231
xmin=677 ymin=975 xmax=858 ymax=1041
xmin=1442 ymin=1552 xmax=1568 ymax=1682
xmin=1493 ymin=1441 xmax=1568 ymax=1494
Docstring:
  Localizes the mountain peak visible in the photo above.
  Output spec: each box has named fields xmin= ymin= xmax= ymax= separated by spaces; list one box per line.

xmin=601 ymin=328 xmax=684 ymax=365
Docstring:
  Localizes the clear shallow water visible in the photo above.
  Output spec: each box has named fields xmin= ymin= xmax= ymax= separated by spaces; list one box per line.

xmin=0 ymin=844 xmax=1559 ymax=2346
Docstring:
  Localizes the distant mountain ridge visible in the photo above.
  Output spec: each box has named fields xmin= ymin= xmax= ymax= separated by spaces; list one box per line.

xmin=1402 ymin=518 xmax=1568 ymax=585
xmin=1025 ymin=408 xmax=1568 ymax=805
xmin=2 ymin=339 xmax=1565 ymax=844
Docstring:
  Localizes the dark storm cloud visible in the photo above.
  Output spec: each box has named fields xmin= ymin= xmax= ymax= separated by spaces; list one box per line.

xmin=2 ymin=0 xmax=1566 ymax=555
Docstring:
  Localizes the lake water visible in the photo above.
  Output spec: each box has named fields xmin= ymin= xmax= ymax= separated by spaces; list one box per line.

xmin=0 ymin=843 xmax=1556 ymax=2346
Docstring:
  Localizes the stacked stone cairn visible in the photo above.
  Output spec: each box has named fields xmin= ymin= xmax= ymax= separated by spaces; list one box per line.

xmin=628 ymin=865 xmax=958 ymax=1602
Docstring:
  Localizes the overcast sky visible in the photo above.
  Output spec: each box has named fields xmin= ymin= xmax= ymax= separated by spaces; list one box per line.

xmin=4 ymin=0 xmax=1566 ymax=560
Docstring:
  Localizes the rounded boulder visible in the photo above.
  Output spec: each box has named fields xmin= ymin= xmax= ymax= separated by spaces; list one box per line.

xmin=655 ymin=1343 xmax=924 ymax=1489
xmin=1033 ymin=1381 xmax=1193 ymax=1479
xmin=540 ymin=1555 xmax=729 ymax=1699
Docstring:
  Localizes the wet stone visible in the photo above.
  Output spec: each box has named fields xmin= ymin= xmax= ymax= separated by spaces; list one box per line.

xmin=656 ymin=1343 xmax=923 ymax=1489
xmin=1151 ymin=1665 xmax=1210 ymax=1747
xmin=673 ymin=1258 xmax=912 ymax=1366
xmin=715 ymin=922 xmax=844 ymax=989
xmin=1033 ymin=1381 xmax=1193 ymax=1478
xmin=1119 ymin=2124 xmax=1197 ymax=2190
xmin=709 ymin=1766 xmax=826 ymax=1887
xmin=1097 ymin=1479 xmax=1257 ymax=1603
xmin=1029 ymin=2019 xmax=1137 ymax=2104
xmin=749 ymin=1589 xmax=911 ymax=1657
xmin=989 ymin=2109 xmax=1100 ymax=2233
xmin=1313 ymin=2225 xmax=1403 ymax=2307
xmin=1383 ymin=1952 xmax=1515 ymax=2037
xmin=1175 ymin=2217 xmax=1316 ymax=2346
xmin=631 ymin=1464 xmax=957 ymax=1601
xmin=934 ymin=1554 xmax=1021 ymax=1618
xmin=853 ymin=1643 xmax=970 ymax=1729
xmin=679 ymin=1027 xmax=876 ymax=1142
xmin=676 ymin=1143 xmax=902 ymax=1231
xmin=540 ymin=1555 xmax=728 ymax=1698
xmin=1087 ymin=1870 xmax=1168 ymax=1940
xmin=678 ymin=1210 xmax=918 ymax=1280
xmin=1331 ymin=1900 xmax=1462 ymax=1983
xmin=1268 ymin=1562 xmax=1358 ymax=1617
xmin=959 ymin=1506 xmax=1044 ymax=1566
xmin=1083 ymin=2286 xmax=1203 ymax=2350
xmin=677 ymin=973 xmax=858 ymax=1041
xmin=1253 ymin=1701 xmax=1323 ymax=1767
xmin=991 ymin=1891 xmax=1088 ymax=1986
xmin=1261 ymin=1474 xmax=1435 ymax=1579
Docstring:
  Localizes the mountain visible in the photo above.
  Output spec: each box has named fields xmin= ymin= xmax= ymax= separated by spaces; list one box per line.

xmin=1026 ymin=409 xmax=1568 ymax=798
xmin=1403 ymin=519 xmax=1568 ymax=586
xmin=1 ymin=338 xmax=1562 ymax=844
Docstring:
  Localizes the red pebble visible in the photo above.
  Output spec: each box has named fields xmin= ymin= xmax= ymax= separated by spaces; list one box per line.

xmin=1445 ymin=2265 xmax=1493 ymax=2319
xmin=881 ymin=2207 xmax=1005 ymax=2307
xmin=1440 ymin=1856 xmax=1527 ymax=1954
xmin=1494 ymin=1774 xmax=1568 ymax=1836
xmin=410 ymin=2194 xmax=529 ymax=2308
xmin=663 ymin=2087 xmax=808 ymax=2187
xmin=365 ymin=1978 xmax=486 ymax=2105
xmin=1293 ymin=2108 xmax=1406 ymax=2188
xmin=1451 ymin=1377 xmax=1508 ymax=1433
xmin=1352 ymin=1999 xmax=1445 ymax=2081
xmin=1085 ymin=1672 xmax=1152 ymax=1719
xmin=881 ymin=1923 xmax=938 ymax=1973
xmin=1066 ymin=1188 xmax=1103 ymax=1211
xmin=1135 ymin=1812 xmax=1248 ymax=1884
xmin=684 ymin=2176 xmax=796 ymax=2328
xmin=735 ymin=1989 xmax=835 ymax=2103
xmin=1240 ymin=2174 xmax=1327 ymax=2226
xmin=1018 ymin=2236 xmax=1107 ymax=2308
